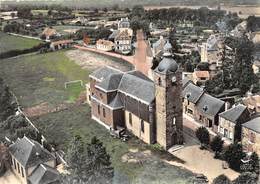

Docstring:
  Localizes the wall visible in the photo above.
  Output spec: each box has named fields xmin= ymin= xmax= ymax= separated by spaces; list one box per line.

xmin=242 ymin=127 xmax=260 ymax=155
xmin=125 ymin=110 xmax=152 ymax=144
xmin=218 ymin=117 xmax=235 ymax=142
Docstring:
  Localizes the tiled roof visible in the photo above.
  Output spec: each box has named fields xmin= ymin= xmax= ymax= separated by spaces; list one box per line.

xmin=182 ymin=83 xmax=204 ymax=104
xmin=118 ymin=71 xmax=155 ymax=104
xmin=28 ymin=164 xmax=60 ymax=184
xmin=242 ymin=117 xmax=260 ymax=133
xmin=42 ymin=28 xmax=57 ymax=37
xmin=9 ymin=136 xmax=55 ymax=168
xmin=96 ymin=73 xmax=123 ymax=91
xmin=193 ymin=71 xmax=210 ymax=78
xmin=89 ymin=66 xmax=122 ymax=81
xmin=219 ymin=104 xmax=248 ymax=123
xmin=115 ymin=30 xmax=131 ymax=39
xmin=96 ymin=39 xmax=114 ymax=46
xmin=196 ymin=93 xmax=225 ymax=117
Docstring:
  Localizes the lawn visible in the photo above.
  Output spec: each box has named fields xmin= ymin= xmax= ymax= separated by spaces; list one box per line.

xmin=0 ymin=50 xmax=89 ymax=107
xmin=0 ymin=32 xmax=42 ymax=54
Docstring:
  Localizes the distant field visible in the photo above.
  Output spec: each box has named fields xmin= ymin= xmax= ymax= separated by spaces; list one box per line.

xmin=144 ymin=5 xmax=260 ymax=18
xmin=0 ymin=32 xmax=42 ymax=54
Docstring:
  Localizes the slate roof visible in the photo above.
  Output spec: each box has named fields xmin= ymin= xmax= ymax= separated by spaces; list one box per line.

xmin=219 ymin=104 xmax=248 ymax=123
xmin=155 ymin=55 xmax=178 ymax=74
xmin=182 ymin=83 xmax=204 ymax=104
xmin=90 ymin=66 xmax=122 ymax=81
xmin=28 ymin=164 xmax=60 ymax=184
xmin=118 ymin=71 xmax=155 ymax=104
xmin=108 ymin=30 xmax=119 ymax=40
xmin=182 ymin=78 xmax=192 ymax=88
xmin=96 ymin=73 xmax=123 ymax=91
xmin=108 ymin=94 xmax=124 ymax=109
xmin=242 ymin=117 xmax=260 ymax=133
xmin=196 ymin=93 xmax=225 ymax=117
xmin=9 ymin=137 xmax=55 ymax=168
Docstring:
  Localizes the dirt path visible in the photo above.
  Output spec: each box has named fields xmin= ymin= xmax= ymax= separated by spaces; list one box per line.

xmin=66 ymin=49 xmax=133 ymax=72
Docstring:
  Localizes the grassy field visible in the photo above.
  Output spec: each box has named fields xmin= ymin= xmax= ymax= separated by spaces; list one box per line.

xmin=0 ymin=49 xmax=196 ymax=183
xmin=0 ymin=50 xmax=89 ymax=106
xmin=0 ymin=32 xmax=42 ymax=54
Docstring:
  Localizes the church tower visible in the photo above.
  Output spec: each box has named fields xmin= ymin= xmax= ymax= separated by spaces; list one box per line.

xmin=153 ymin=49 xmax=183 ymax=149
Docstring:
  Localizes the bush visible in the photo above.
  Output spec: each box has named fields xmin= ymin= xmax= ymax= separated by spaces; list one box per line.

xmin=195 ymin=127 xmax=210 ymax=149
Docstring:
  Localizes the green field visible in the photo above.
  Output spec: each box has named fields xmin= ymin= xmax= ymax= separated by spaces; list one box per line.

xmin=0 ymin=32 xmax=42 ymax=54
xmin=0 ymin=50 xmax=89 ymax=106
xmin=0 ymin=50 xmax=196 ymax=183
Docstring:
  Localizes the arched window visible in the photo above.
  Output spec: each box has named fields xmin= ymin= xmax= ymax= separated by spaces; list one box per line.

xmin=141 ymin=120 xmax=144 ymax=133
xmin=172 ymin=117 xmax=176 ymax=126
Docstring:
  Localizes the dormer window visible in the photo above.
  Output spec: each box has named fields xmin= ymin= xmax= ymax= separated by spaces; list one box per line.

xmin=203 ymin=105 xmax=208 ymax=112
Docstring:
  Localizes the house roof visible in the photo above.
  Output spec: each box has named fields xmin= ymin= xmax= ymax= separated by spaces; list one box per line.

xmin=96 ymin=39 xmax=114 ymax=46
xmin=242 ymin=117 xmax=260 ymax=134
xmin=193 ymin=71 xmax=210 ymax=78
xmin=118 ymin=71 xmax=155 ymax=104
xmin=182 ymin=78 xmax=192 ymax=88
xmin=96 ymin=73 xmax=123 ymax=91
xmin=219 ymin=104 xmax=248 ymax=123
xmin=182 ymin=83 xmax=204 ymax=104
xmin=28 ymin=164 xmax=60 ymax=184
xmin=115 ymin=30 xmax=131 ymax=40
xmin=9 ymin=137 xmax=55 ymax=168
xmin=42 ymin=28 xmax=57 ymax=37
xmin=89 ymin=66 xmax=122 ymax=81
xmin=196 ymin=93 xmax=225 ymax=117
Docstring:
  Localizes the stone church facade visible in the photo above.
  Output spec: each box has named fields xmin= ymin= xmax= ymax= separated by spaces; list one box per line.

xmin=87 ymin=51 xmax=183 ymax=149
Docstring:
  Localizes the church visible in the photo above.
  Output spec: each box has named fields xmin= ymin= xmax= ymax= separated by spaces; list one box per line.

xmin=86 ymin=49 xmax=183 ymax=149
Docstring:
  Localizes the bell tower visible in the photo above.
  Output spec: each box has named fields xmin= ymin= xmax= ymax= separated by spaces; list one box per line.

xmin=153 ymin=52 xmax=183 ymax=149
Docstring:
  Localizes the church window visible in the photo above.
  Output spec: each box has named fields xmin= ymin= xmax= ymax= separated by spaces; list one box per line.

xmin=141 ymin=120 xmax=144 ymax=133
xmin=172 ymin=117 xmax=176 ymax=126
xmin=158 ymin=77 xmax=162 ymax=86
xmin=129 ymin=113 xmax=132 ymax=125
xmin=98 ymin=105 xmax=100 ymax=114
xmin=103 ymin=108 xmax=106 ymax=117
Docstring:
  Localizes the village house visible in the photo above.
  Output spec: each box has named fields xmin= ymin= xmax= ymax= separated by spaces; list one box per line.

xmin=96 ymin=39 xmax=114 ymax=51
xmin=242 ymin=95 xmax=260 ymax=113
xmin=192 ymin=70 xmax=210 ymax=86
xmin=182 ymin=82 xmax=205 ymax=118
xmin=200 ymin=34 xmax=225 ymax=77
xmin=8 ymin=136 xmax=60 ymax=184
xmin=41 ymin=28 xmax=60 ymax=40
xmin=50 ymin=40 xmax=74 ymax=51
xmin=195 ymin=93 xmax=225 ymax=132
xmin=218 ymin=104 xmax=250 ymax=143
xmin=242 ymin=117 xmax=260 ymax=155
xmin=87 ymin=51 xmax=183 ymax=149
xmin=114 ymin=29 xmax=132 ymax=55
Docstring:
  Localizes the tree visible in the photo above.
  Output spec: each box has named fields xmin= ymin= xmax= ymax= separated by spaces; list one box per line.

xmin=0 ymin=78 xmax=17 ymax=122
xmin=47 ymin=9 xmax=52 ymax=16
xmin=0 ymin=143 xmax=10 ymax=176
xmin=131 ymin=5 xmax=144 ymax=18
xmin=169 ymin=28 xmax=180 ymax=53
xmin=210 ymin=136 xmax=224 ymax=158
xmin=233 ymin=172 xmax=258 ymax=184
xmin=212 ymin=174 xmax=231 ymax=184
xmin=249 ymin=152 xmax=260 ymax=175
xmin=195 ymin=127 xmax=210 ymax=149
xmin=224 ymin=143 xmax=246 ymax=171
xmin=64 ymin=136 xmax=113 ymax=184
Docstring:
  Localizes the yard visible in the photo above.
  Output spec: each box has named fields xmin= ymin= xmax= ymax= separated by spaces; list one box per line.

xmin=0 ymin=32 xmax=42 ymax=54
xmin=0 ymin=49 xmax=197 ymax=183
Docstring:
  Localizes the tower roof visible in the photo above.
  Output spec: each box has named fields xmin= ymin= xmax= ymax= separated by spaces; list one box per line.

xmin=155 ymin=55 xmax=178 ymax=74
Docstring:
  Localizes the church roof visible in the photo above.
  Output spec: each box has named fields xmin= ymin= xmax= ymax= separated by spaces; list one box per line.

xmin=155 ymin=55 xmax=178 ymax=74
